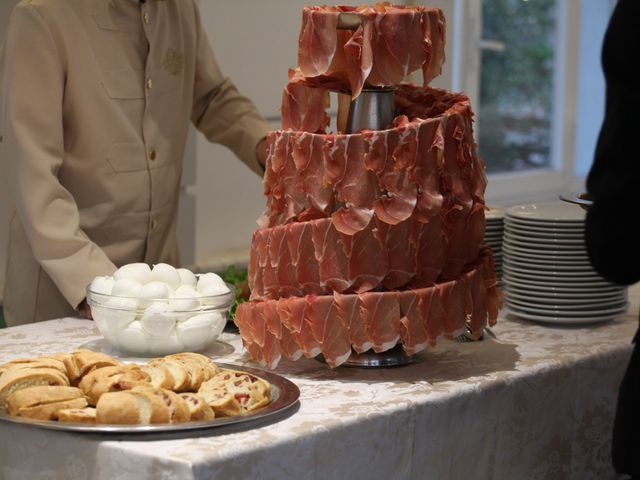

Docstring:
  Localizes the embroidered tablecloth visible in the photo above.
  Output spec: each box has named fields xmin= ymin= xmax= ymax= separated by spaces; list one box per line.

xmin=1 ymin=287 xmax=637 ymax=480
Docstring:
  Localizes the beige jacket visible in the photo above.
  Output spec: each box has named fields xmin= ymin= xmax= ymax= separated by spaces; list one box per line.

xmin=0 ymin=0 xmax=271 ymax=326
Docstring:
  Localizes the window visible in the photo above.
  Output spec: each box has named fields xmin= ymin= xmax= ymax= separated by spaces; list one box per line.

xmin=439 ymin=0 xmax=613 ymax=204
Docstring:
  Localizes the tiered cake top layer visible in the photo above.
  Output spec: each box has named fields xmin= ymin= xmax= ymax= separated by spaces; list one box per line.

xmin=297 ymin=4 xmax=446 ymax=97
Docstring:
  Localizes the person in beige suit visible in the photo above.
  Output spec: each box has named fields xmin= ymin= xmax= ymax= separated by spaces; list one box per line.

xmin=0 ymin=0 xmax=271 ymax=326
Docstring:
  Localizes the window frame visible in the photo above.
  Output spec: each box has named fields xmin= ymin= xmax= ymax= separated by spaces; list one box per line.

xmin=434 ymin=0 xmax=586 ymax=205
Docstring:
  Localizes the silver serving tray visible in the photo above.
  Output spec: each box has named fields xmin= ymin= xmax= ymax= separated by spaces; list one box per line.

xmin=0 ymin=363 xmax=300 ymax=434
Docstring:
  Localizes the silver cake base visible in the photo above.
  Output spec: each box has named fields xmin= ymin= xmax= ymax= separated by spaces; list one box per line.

xmin=317 ymin=344 xmax=415 ymax=369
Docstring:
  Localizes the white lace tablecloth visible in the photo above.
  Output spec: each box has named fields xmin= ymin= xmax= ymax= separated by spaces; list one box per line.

xmin=1 ymin=287 xmax=638 ymax=480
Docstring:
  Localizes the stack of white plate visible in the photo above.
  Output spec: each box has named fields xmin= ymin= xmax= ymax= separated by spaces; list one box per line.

xmin=485 ymin=206 xmax=505 ymax=283
xmin=502 ymin=202 xmax=628 ymax=325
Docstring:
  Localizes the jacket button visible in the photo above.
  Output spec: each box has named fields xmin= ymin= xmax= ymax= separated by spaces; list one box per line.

xmin=149 ymin=149 xmax=157 ymax=161
xmin=150 ymin=218 xmax=158 ymax=230
xmin=146 ymin=78 xmax=153 ymax=89
xmin=143 ymin=12 xmax=149 ymax=23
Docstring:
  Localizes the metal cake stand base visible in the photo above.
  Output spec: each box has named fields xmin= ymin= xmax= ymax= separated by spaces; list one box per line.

xmin=317 ymin=344 xmax=415 ymax=368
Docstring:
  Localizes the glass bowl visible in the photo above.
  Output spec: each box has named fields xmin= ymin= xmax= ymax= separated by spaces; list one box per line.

xmin=86 ymin=284 xmax=235 ymax=357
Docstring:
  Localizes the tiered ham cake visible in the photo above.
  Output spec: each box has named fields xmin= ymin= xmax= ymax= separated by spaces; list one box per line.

xmin=236 ymin=4 xmax=500 ymax=368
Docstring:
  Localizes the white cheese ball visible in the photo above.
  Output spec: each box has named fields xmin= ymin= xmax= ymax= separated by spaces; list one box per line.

xmin=89 ymin=276 xmax=115 ymax=296
xmin=176 ymin=312 xmax=226 ymax=350
xmin=113 ymin=263 xmax=152 ymax=284
xmin=151 ymin=263 xmax=182 ymax=289
xmin=111 ymin=278 xmax=143 ymax=298
xmin=177 ymin=268 xmax=197 ymax=288
xmin=196 ymin=273 xmax=229 ymax=294
xmin=140 ymin=302 xmax=176 ymax=337
xmin=148 ymin=333 xmax=184 ymax=356
xmin=171 ymin=285 xmax=201 ymax=312
xmin=139 ymin=281 xmax=172 ymax=298
xmin=115 ymin=320 xmax=151 ymax=355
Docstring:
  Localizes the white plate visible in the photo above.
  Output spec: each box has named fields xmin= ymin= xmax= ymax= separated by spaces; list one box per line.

xmin=503 ymin=236 xmax=587 ymax=252
xmin=505 ymin=295 xmax=627 ymax=312
xmin=502 ymin=272 xmax=616 ymax=289
xmin=504 ymin=287 xmax=627 ymax=304
xmin=502 ymin=275 xmax=623 ymax=294
xmin=504 ymin=216 xmax=585 ymax=230
xmin=502 ymin=243 xmax=590 ymax=261
xmin=505 ymin=299 xmax=628 ymax=317
xmin=505 ymin=308 xmax=623 ymax=325
xmin=502 ymin=265 xmax=607 ymax=282
xmin=506 ymin=202 xmax=586 ymax=223
xmin=504 ymin=227 xmax=584 ymax=240
xmin=504 ymin=259 xmax=597 ymax=273
xmin=503 ymin=232 xmax=585 ymax=247
xmin=486 ymin=206 xmax=506 ymax=220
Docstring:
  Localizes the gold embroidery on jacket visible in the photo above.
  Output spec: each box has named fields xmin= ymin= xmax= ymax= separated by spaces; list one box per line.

xmin=163 ymin=49 xmax=183 ymax=75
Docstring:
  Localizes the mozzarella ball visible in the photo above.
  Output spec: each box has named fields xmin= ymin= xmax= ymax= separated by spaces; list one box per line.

xmin=116 ymin=321 xmax=151 ymax=355
xmin=89 ymin=276 xmax=115 ymax=296
xmin=140 ymin=302 xmax=176 ymax=337
xmin=171 ymin=285 xmax=201 ymax=312
xmin=111 ymin=278 xmax=143 ymax=298
xmin=151 ymin=263 xmax=181 ymax=289
xmin=138 ymin=281 xmax=172 ymax=308
xmin=176 ymin=312 xmax=224 ymax=350
xmin=113 ymin=263 xmax=152 ymax=284
xmin=177 ymin=268 xmax=197 ymax=287
xmin=196 ymin=273 xmax=229 ymax=294
xmin=148 ymin=333 xmax=184 ymax=356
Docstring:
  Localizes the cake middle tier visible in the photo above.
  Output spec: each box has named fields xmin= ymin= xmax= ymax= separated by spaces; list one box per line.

xmin=249 ymin=209 xmax=485 ymax=301
xmin=261 ymin=85 xmax=487 ymax=238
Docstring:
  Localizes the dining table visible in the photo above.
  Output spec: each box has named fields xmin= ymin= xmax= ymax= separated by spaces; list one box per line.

xmin=0 ymin=285 xmax=637 ymax=480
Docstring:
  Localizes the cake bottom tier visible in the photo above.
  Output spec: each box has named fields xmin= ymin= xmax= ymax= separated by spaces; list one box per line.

xmin=235 ymin=248 xmax=500 ymax=369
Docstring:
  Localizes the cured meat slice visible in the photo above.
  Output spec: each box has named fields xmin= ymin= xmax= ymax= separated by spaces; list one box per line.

xmin=282 ymin=70 xmax=330 ymax=133
xmin=311 ymin=219 xmax=351 ymax=293
xmin=332 ymin=135 xmax=377 ymax=235
xmin=439 ymin=275 xmax=468 ymax=339
xmin=410 ymin=214 xmax=446 ymax=287
xmin=414 ymin=119 xmax=444 ymax=222
xmin=305 ymin=295 xmax=352 ymax=367
xmin=297 ymin=9 xmax=341 ymax=78
xmin=397 ymin=290 xmax=428 ymax=355
xmin=415 ymin=283 xmax=443 ymax=345
xmin=296 ymin=134 xmax=333 ymax=219
xmin=333 ymin=292 xmax=371 ymax=353
xmin=382 ymin=218 xmax=417 ymax=289
xmin=359 ymin=292 xmax=401 ymax=353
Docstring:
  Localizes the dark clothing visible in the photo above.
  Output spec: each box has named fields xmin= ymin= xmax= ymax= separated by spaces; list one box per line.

xmin=585 ymin=0 xmax=640 ymax=475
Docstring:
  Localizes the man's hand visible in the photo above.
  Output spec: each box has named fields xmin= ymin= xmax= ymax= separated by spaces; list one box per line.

xmin=256 ymin=137 xmax=268 ymax=169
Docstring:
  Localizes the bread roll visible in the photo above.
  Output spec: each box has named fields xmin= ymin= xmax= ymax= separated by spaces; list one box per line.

xmin=131 ymin=386 xmax=190 ymax=423
xmin=140 ymin=365 xmax=175 ymax=390
xmin=147 ymin=359 xmax=190 ymax=392
xmin=0 ymin=368 xmax=70 ymax=414
xmin=165 ymin=352 xmax=220 ymax=379
xmin=179 ymin=392 xmax=215 ymax=421
xmin=96 ymin=390 xmax=163 ymax=424
xmin=204 ymin=369 xmax=271 ymax=412
xmin=79 ymin=365 xmax=150 ymax=406
xmin=58 ymin=407 xmax=97 ymax=424
xmin=196 ymin=385 xmax=242 ymax=417
xmin=6 ymin=386 xmax=85 ymax=415
xmin=64 ymin=350 xmax=120 ymax=384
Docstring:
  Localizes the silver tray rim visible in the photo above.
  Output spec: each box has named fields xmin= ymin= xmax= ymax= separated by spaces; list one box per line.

xmin=0 ymin=363 xmax=300 ymax=434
